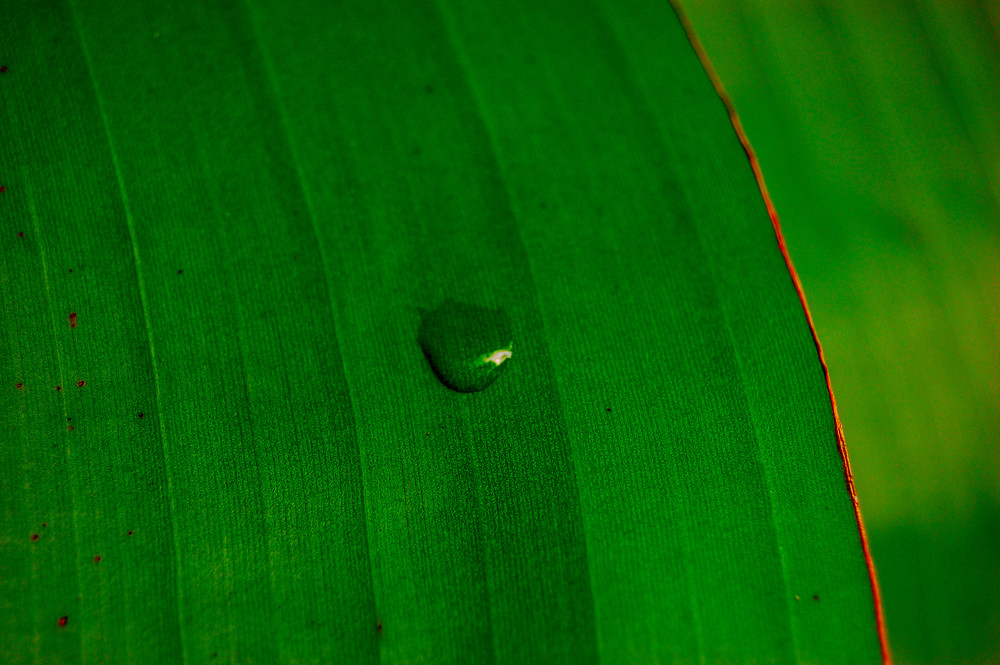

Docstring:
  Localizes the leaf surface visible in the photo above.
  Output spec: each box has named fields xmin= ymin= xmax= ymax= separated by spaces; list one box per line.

xmin=0 ymin=0 xmax=884 ymax=662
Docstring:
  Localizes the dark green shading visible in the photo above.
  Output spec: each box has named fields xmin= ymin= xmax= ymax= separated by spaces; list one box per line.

xmin=0 ymin=0 xmax=378 ymax=662
xmin=0 ymin=1 xmax=179 ymax=662
xmin=417 ymin=299 xmax=514 ymax=393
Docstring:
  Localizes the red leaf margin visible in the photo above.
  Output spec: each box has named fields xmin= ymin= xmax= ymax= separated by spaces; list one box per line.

xmin=668 ymin=2 xmax=892 ymax=662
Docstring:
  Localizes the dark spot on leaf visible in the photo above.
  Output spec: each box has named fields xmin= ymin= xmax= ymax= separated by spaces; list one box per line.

xmin=177 ymin=269 xmax=183 ymax=274
xmin=138 ymin=413 xmax=144 ymax=418
xmin=68 ymin=269 xmax=73 ymax=273
xmin=813 ymin=595 xmax=820 ymax=601
xmin=31 ymin=534 xmax=39 ymax=541
xmin=42 ymin=523 xmax=47 ymax=527
xmin=93 ymin=556 xmax=101 ymax=563
xmin=16 ymin=382 xmax=23 ymax=389
xmin=77 ymin=380 xmax=85 ymax=388
xmin=69 ymin=312 xmax=77 ymax=328
xmin=127 ymin=530 xmax=133 ymax=536
xmin=606 ymin=407 xmax=612 ymax=412
xmin=377 ymin=619 xmax=382 ymax=635
xmin=425 ymin=431 xmax=430 ymax=436
xmin=55 ymin=386 xmax=62 ymax=391
xmin=57 ymin=616 xmax=68 ymax=627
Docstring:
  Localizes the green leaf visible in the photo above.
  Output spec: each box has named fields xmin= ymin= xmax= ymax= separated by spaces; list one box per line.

xmin=1 ymin=0 xmax=885 ymax=663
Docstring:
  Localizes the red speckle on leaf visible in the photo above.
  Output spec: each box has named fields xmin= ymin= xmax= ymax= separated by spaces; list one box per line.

xmin=57 ymin=616 xmax=68 ymax=627
xmin=606 ymin=407 xmax=612 ymax=412
xmin=377 ymin=619 xmax=382 ymax=635
xmin=77 ymin=380 xmax=85 ymax=388
xmin=55 ymin=386 xmax=62 ymax=391
xmin=16 ymin=382 xmax=23 ymax=389
xmin=0 ymin=66 xmax=7 ymax=73
xmin=42 ymin=523 xmax=47 ymax=527
xmin=813 ymin=595 xmax=820 ymax=601
xmin=17 ymin=232 xmax=23 ymax=238
xmin=94 ymin=556 xmax=101 ymax=563
xmin=68 ymin=426 xmax=74 ymax=431
xmin=425 ymin=431 xmax=430 ymax=436
xmin=31 ymin=534 xmax=39 ymax=541
xmin=69 ymin=312 xmax=78 ymax=328
xmin=0 ymin=186 xmax=5 ymax=193
xmin=138 ymin=413 xmax=144 ymax=418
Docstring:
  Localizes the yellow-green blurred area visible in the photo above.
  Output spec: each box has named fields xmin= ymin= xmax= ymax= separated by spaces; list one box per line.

xmin=681 ymin=0 xmax=1000 ymax=662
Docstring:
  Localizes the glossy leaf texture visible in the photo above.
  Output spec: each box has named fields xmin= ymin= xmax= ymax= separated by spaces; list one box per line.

xmin=0 ymin=0 xmax=884 ymax=663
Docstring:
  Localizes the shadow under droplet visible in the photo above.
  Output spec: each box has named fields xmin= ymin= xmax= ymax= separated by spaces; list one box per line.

xmin=417 ymin=298 xmax=514 ymax=393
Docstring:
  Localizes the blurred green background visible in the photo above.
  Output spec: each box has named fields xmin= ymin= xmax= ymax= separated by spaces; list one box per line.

xmin=681 ymin=0 xmax=1000 ymax=663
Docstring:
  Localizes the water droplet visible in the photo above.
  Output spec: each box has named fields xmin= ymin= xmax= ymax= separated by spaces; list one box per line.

xmin=418 ymin=298 xmax=514 ymax=393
